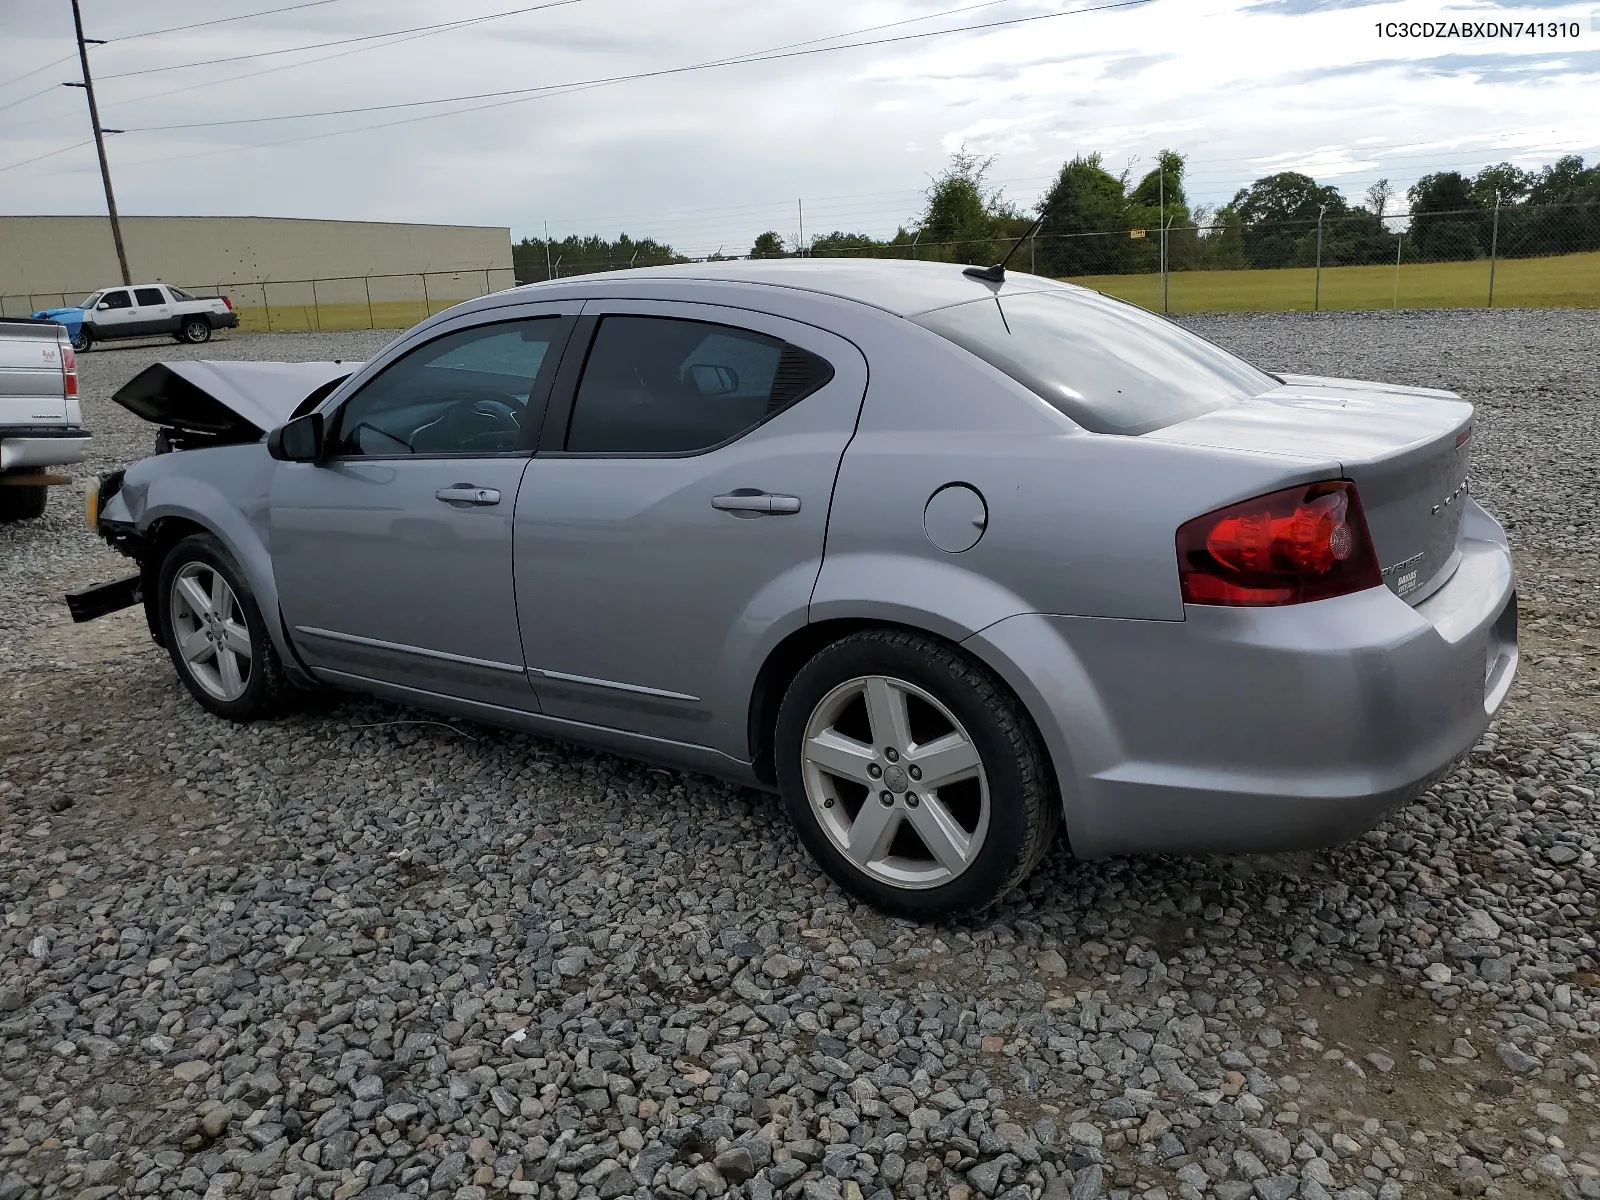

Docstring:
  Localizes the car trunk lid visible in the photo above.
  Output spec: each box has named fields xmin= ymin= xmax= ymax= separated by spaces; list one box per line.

xmin=1148 ymin=373 xmax=1473 ymax=604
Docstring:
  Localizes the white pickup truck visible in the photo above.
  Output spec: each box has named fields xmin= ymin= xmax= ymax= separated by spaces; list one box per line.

xmin=0 ymin=318 xmax=89 ymax=521
xmin=32 ymin=283 xmax=239 ymax=352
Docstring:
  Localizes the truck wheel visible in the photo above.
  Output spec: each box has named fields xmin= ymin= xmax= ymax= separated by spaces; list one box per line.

xmin=0 ymin=485 xmax=48 ymax=522
xmin=158 ymin=533 xmax=294 ymax=720
xmin=180 ymin=317 xmax=212 ymax=344
xmin=71 ymin=327 xmax=92 ymax=352
xmin=775 ymin=629 xmax=1059 ymax=920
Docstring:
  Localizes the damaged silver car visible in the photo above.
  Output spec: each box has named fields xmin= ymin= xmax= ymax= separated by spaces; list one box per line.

xmin=72 ymin=261 xmax=1517 ymax=917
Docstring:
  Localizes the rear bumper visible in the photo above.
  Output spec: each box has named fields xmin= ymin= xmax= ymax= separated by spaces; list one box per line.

xmin=1 ymin=429 xmax=91 ymax=471
xmin=214 ymin=311 xmax=239 ymax=329
xmin=967 ymin=497 xmax=1517 ymax=858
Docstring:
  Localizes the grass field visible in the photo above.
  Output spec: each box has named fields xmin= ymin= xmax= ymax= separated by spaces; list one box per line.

xmin=1067 ymin=249 xmax=1600 ymax=313
xmin=229 ymin=297 xmax=464 ymax=333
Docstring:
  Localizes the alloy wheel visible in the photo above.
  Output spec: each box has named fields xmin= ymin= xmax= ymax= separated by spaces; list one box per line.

xmin=169 ymin=561 xmax=253 ymax=702
xmin=801 ymin=674 xmax=990 ymax=890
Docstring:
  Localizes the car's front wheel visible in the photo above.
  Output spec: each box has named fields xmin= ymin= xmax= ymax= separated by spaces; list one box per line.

xmin=70 ymin=327 xmax=92 ymax=352
xmin=180 ymin=317 xmax=212 ymax=344
xmin=158 ymin=533 xmax=293 ymax=720
xmin=775 ymin=630 xmax=1059 ymax=919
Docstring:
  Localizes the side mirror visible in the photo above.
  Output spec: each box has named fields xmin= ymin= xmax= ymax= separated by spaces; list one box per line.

xmin=267 ymin=412 xmax=325 ymax=462
xmin=97 ymin=302 xmax=111 ymax=310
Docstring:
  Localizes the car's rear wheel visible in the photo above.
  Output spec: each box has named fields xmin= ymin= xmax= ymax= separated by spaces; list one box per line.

xmin=159 ymin=533 xmax=293 ymax=720
xmin=775 ymin=629 xmax=1058 ymax=919
xmin=0 ymin=484 xmax=48 ymax=522
xmin=180 ymin=317 xmax=212 ymax=344
xmin=71 ymin=327 xmax=92 ymax=352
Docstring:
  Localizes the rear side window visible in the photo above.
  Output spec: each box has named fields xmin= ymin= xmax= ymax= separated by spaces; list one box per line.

xmin=913 ymin=287 xmax=1276 ymax=435
xmin=99 ymin=290 xmax=131 ymax=310
xmin=566 ymin=315 xmax=834 ymax=454
xmin=134 ymin=288 xmax=166 ymax=306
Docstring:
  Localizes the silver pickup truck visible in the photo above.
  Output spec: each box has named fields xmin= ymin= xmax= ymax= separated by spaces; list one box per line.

xmin=0 ymin=318 xmax=90 ymax=521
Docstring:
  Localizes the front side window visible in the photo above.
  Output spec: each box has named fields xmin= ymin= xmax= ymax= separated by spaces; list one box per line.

xmin=99 ymin=290 xmax=131 ymax=310
xmin=913 ymin=287 xmax=1277 ymax=435
xmin=330 ymin=317 xmax=566 ymax=457
xmin=566 ymin=315 xmax=834 ymax=454
xmin=134 ymin=287 xmax=166 ymax=306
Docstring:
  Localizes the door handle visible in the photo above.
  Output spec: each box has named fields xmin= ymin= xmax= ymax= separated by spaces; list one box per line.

xmin=435 ymin=485 xmax=501 ymax=506
xmin=711 ymin=492 xmax=801 ymax=515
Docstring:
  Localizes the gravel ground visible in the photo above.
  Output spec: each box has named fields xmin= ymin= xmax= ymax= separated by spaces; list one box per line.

xmin=2 ymin=312 xmax=1597 ymax=1200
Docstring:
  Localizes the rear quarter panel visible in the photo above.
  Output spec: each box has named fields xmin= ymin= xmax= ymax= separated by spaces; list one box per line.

xmin=813 ymin=319 xmax=1346 ymax=630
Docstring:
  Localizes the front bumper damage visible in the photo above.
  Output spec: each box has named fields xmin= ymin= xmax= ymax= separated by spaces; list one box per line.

xmin=65 ymin=468 xmax=152 ymax=629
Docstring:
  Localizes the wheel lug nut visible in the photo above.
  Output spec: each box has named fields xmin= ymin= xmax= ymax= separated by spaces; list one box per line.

xmin=879 ymin=791 xmax=893 ymax=806
xmin=909 ymin=765 xmax=922 ymax=780
xmin=884 ymin=748 xmax=899 ymax=763
xmin=906 ymin=793 xmax=920 ymax=807
xmin=824 ymin=798 xmax=835 ymax=808
xmin=868 ymin=764 xmax=882 ymax=779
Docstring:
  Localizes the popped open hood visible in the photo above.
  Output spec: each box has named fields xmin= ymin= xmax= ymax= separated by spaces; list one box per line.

xmin=112 ymin=360 xmax=359 ymax=440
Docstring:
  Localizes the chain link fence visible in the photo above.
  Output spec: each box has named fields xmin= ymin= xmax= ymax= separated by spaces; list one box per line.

xmin=0 ymin=267 xmax=520 ymax=332
xmin=3 ymin=202 xmax=1593 ymax=330
xmin=515 ymin=201 xmax=1600 ymax=314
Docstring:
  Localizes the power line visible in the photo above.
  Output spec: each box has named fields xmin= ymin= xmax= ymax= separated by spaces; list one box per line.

xmin=0 ymin=54 xmax=78 ymax=94
xmin=94 ymin=0 xmax=595 ymax=80
xmin=0 ymin=139 xmax=95 ymax=176
xmin=107 ymin=0 xmax=352 ymax=43
xmin=0 ymin=83 xmax=66 ymax=117
xmin=6 ymin=0 xmax=1022 ymax=131
xmin=124 ymin=0 xmax=1158 ymax=132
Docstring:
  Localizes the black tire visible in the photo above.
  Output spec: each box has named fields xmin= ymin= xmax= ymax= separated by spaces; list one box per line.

xmin=0 ymin=485 xmax=48 ymax=522
xmin=71 ymin=326 xmax=92 ymax=352
xmin=775 ymin=629 xmax=1059 ymax=920
xmin=158 ymin=533 xmax=295 ymax=720
xmin=180 ymin=316 xmax=212 ymax=344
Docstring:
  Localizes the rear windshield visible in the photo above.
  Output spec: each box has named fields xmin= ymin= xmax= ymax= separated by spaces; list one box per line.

xmin=913 ymin=287 xmax=1276 ymax=435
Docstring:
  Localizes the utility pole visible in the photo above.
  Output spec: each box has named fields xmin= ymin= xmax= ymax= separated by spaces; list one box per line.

xmin=67 ymin=0 xmax=131 ymax=286
xmin=543 ymin=221 xmax=553 ymax=280
xmin=1487 ymin=191 xmax=1501 ymax=308
xmin=797 ymin=199 xmax=805 ymax=257
xmin=1313 ymin=204 xmax=1327 ymax=313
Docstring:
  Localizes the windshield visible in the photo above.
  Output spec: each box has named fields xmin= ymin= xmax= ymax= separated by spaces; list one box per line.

xmin=77 ymin=292 xmax=102 ymax=309
xmin=913 ymin=286 xmax=1277 ymax=435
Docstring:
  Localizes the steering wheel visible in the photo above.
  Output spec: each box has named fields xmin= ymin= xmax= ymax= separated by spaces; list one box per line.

xmin=433 ymin=390 xmax=523 ymax=452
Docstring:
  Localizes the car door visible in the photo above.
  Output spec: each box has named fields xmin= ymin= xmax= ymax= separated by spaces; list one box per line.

xmin=92 ymin=289 xmax=136 ymax=337
xmin=514 ymin=300 xmax=868 ymax=755
xmin=269 ymin=305 xmax=578 ymax=709
xmin=133 ymin=286 xmax=173 ymax=335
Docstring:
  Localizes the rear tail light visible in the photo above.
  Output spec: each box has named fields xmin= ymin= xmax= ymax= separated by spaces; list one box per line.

xmin=222 ymin=295 xmax=233 ymax=310
xmin=61 ymin=342 xmax=78 ymax=398
xmin=1176 ymin=481 xmax=1381 ymax=606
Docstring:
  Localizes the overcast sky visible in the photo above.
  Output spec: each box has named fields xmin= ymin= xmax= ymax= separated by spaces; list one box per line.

xmin=1 ymin=0 xmax=1595 ymax=257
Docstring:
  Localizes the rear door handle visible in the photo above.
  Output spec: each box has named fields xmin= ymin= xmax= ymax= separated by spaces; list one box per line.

xmin=711 ymin=492 xmax=801 ymax=515
xmin=435 ymin=485 xmax=501 ymax=506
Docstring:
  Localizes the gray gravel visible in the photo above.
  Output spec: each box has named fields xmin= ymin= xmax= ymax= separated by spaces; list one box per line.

xmin=2 ymin=312 xmax=1598 ymax=1200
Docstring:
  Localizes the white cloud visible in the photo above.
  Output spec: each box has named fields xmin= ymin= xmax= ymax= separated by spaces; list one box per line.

xmin=0 ymin=0 xmax=1593 ymax=257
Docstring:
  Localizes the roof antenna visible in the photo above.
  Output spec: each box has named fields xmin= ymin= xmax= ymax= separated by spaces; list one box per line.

xmin=964 ymin=206 xmax=1050 ymax=284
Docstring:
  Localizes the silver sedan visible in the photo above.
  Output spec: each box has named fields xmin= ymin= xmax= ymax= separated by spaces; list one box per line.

xmin=73 ymin=261 xmax=1517 ymax=918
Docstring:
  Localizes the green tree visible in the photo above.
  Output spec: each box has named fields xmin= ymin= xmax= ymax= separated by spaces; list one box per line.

xmin=1407 ymin=172 xmax=1483 ymax=260
xmin=1229 ymin=172 xmax=1346 ymax=268
xmin=749 ymin=231 xmax=788 ymax=259
xmin=1032 ymin=152 xmax=1133 ymax=276
xmin=511 ymin=232 xmax=684 ymax=282
xmin=915 ymin=146 xmax=1023 ymax=265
